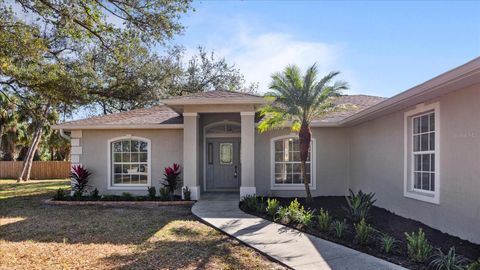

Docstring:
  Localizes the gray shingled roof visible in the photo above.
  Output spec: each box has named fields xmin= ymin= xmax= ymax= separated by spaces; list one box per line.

xmin=167 ymin=90 xmax=261 ymax=99
xmin=53 ymin=94 xmax=385 ymax=128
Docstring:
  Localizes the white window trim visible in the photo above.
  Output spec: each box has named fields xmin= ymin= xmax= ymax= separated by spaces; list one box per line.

xmin=404 ymin=102 xmax=440 ymax=204
xmin=270 ymin=134 xmax=316 ymax=191
xmin=107 ymin=135 xmax=152 ymax=190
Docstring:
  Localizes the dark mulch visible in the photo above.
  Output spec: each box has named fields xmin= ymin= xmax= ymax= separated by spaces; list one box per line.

xmin=55 ymin=194 xmax=184 ymax=201
xmin=241 ymin=196 xmax=480 ymax=270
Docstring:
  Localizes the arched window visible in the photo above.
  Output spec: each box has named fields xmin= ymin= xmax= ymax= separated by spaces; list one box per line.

xmin=108 ymin=136 xmax=151 ymax=188
xmin=271 ymin=135 xmax=316 ymax=190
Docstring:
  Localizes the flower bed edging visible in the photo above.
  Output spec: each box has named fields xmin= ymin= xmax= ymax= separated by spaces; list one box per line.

xmin=43 ymin=198 xmax=195 ymax=207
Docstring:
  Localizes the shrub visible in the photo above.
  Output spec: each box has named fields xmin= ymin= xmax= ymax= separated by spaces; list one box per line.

xmin=162 ymin=163 xmax=182 ymax=194
xmin=354 ymin=218 xmax=374 ymax=245
xmin=182 ymin=186 xmax=191 ymax=200
xmin=159 ymin=187 xmax=171 ymax=201
xmin=318 ymin=208 xmax=332 ymax=232
xmin=467 ymin=258 xmax=480 ymax=270
xmin=121 ymin=192 xmax=133 ymax=200
xmin=53 ymin=188 xmax=65 ymax=200
xmin=91 ymin=188 xmax=100 ymax=199
xmin=288 ymin=198 xmax=305 ymax=223
xmin=405 ymin=228 xmax=433 ymax=263
xmin=241 ymin=195 xmax=258 ymax=211
xmin=344 ymin=189 xmax=376 ymax=222
xmin=332 ymin=219 xmax=347 ymax=238
xmin=300 ymin=210 xmax=315 ymax=227
xmin=430 ymin=247 xmax=469 ymax=270
xmin=147 ymin=187 xmax=156 ymax=199
xmin=266 ymin=198 xmax=280 ymax=216
xmin=256 ymin=197 xmax=266 ymax=213
xmin=71 ymin=165 xmax=92 ymax=196
xmin=379 ymin=233 xmax=396 ymax=254
xmin=276 ymin=206 xmax=290 ymax=224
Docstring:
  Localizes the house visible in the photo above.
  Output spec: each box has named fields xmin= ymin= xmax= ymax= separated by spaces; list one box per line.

xmin=53 ymin=57 xmax=480 ymax=244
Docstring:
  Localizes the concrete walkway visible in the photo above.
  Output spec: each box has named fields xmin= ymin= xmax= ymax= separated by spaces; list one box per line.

xmin=192 ymin=193 xmax=407 ymax=270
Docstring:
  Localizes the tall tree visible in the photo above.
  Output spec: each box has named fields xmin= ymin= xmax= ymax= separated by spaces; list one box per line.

xmin=258 ymin=64 xmax=349 ymax=202
xmin=0 ymin=0 xmax=192 ymax=180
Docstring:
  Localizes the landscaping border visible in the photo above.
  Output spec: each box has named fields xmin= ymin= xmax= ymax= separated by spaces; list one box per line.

xmin=43 ymin=198 xmax=195 ymax=207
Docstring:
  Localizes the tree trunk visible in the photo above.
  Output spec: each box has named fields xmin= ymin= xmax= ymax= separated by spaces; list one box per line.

xmin=18 ymin=128 xmax=42 ymax=181
xmin=299 ymin=120 xmax=312 ymax=203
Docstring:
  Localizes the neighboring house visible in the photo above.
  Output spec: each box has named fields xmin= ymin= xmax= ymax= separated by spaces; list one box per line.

xmin=53 ymin=57 xmax=480 ymax=244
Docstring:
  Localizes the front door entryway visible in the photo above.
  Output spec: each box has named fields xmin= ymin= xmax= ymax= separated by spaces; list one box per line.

xmin=206 ymin=138 xmax=240 ymax=190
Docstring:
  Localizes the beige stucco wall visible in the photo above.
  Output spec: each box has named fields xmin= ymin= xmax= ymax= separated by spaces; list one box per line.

xmin=80 ymin=129 xmax=183 ymax=196
xmin=349 ymin=83 xmax=480 ymax=243
xmin=254 ymin=127 xmax=350 ymax=197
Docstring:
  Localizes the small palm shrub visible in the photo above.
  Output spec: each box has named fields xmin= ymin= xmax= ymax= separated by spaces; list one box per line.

xmin=354 ymin=218 xmax=374 ymax=245
xmin=300 ymin=210 xmax=315 ymax=227
xmin=162 ymin=163 xmax=182 ymax=194
xmin=318 ymin=208 xmax=332 ymax=232
xmin=159 ymin=187 xmax=171 ymax=201
xmin=379 ymin=233 xmax=396 ymax=254
xmin=53 ymin=188 xmax=65 ymax=200
xmin=430 ymin=247 xmax=469 ymax=270
xmin=147 ymin=187 xmax=156 ymax=199
xmin=71 ymin=165 xmax=92 ymax=196
xmin=288 ymin=198 xmax=305 ymax=223
xmin=405 ymin=228 xmax=432 ymax=263
xmin=467 ymin=258 xmax=480 ymax=270
xmin=182 ymin=186 xmax=191 ymax=200
xmin=121 ymin=192 xmax=133 ymax=200
xmin=344 ymin=189 xmax=376 ymax=222
xmin=256 ymin=197 xmax=266 ymax=213
xmin=332 ymin=219 xmax=347 ymax=238
xmin=276 ymin=206 xmax=290 ymax=223
xmin=266 ymin=198 xmax=280 ymax=216
xmin=241 ymin=195 xmax=258 ymax=211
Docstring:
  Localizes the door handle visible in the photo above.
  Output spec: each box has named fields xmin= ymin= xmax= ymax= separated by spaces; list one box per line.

xmin=234 ymin=166 xmax=238 ymax=178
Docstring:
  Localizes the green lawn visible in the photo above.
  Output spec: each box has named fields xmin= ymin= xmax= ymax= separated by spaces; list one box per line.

xmin=0 ymin=180 xmax=284 ymax=270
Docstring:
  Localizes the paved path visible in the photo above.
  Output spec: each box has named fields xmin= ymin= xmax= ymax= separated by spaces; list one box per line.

xmin=192 ymin=193 xmax=407 ymax=270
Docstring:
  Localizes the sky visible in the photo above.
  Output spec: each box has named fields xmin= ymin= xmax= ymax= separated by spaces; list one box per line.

xmin=169 ymin=1 xmax=480 ymax=97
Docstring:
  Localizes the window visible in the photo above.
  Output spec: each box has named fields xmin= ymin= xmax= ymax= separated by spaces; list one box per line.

xmin=271 ymin=136 xmax=315 ymax=190
xmin=109 ymin=137 xmax=150 ymax=188
xmin=404 ymin=102 xmax=439 ymax=204
xmin=220 ymin=143 xmax=233 ymax=165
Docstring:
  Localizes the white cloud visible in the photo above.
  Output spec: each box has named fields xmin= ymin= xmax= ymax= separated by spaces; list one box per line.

xmin=187 ymin=27 xmax=359 ymax=94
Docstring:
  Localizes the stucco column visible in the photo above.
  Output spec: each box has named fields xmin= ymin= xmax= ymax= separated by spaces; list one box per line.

xmin=183 ymin=112 xmax=200 ymax=200
xmin=240 ymin=112 xmax=256 ymax=198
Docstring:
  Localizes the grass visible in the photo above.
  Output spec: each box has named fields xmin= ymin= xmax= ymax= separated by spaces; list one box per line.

xmin=0 ymin=180 xmax=284 ymax=270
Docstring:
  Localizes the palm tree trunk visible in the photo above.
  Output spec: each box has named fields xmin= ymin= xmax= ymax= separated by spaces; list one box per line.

xmin=18 ymin=128 xmax=42 ymax=181
xmin=299 ymin=120 xmax=312 ymax=203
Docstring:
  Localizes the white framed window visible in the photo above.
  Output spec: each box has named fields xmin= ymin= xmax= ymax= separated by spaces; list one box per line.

xmin=404 ymin=102 xmax=440 ymax=204
xmin=107 ymin=136 xmax=151 ymax=189
xmin=271 ymin=134 xmax=316 ymax=190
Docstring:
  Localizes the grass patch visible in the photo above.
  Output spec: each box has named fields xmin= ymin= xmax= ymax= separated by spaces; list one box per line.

xmin=0 ymin=180 xmax=284 ymax=269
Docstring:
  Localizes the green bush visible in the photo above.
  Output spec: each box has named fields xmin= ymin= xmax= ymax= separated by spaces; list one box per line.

xmin=405 ymin=228 xmax=432 ymax=263
xmin=332 ymin=219 xmax=347 ymax=238
xmin=288 ymin=198 xmax=305 ymax=223
xmin=300 ymin=210 xmax=315 ymax=227
xmin=354 ymin=218 xmax=374 ymax=245
xmin=379 ymin=233 xmax=396 ymax=254
xmin=276 ymin=206 xmax=290 ymax=224
xmin=467 ymin=258 xmax=480 ymax=270
xmin=318 ymin=208 xmax=332 ymax=232
xmin=53 ymin=188 xmax=65 ymax=200
xmin=241 ymin=195 xmax=258 ymax=211
xmin=182 ymin=186 xmax=191 ymax=200
xmin=266 ymin=198 xmax=280 ymax=216
xmin=430 ymin=247 xmax=469 ymax=270
xmin=91 ymin=188 xmax=100 ymax=199
xmin=159 ymin=187 xmax=171 ymax=201
xmin=256 ymin=197 xmax=266 ymax=213
xmin=121 ymin=192 xmax=133 ymax=200
xmin=147 ymin=186 xmax=156 ymax=199
xmin=344 ymin=189 xmax=376 ymax=222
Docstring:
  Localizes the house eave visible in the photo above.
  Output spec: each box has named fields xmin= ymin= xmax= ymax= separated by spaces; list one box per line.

xmin=51 ymin=124 xmax=184 ymax=130
xmin=162 ymin=97 xmax=267 ymax=106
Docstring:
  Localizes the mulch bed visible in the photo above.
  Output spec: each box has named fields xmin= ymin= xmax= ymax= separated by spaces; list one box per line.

xmin=44 ymin=198 xmax=195 ymax=207
xmin=240 ymin=196 xmax=480 ymax=270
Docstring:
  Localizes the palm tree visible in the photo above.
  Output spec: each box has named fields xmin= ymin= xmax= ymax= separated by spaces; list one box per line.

xmin=258 ymin=64 xmax=349 ymax=202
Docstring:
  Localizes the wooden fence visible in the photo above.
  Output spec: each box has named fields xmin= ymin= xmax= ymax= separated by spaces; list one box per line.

xmin=0 ymin=161 xmax=71 ymax=179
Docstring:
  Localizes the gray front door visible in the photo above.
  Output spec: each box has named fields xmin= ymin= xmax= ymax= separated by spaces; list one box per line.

xmin=206 ymin=138 xmax=240 ymax=190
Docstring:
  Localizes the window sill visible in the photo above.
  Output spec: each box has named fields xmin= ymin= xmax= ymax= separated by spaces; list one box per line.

xmin=108 ymin=185 xmax=150 ymax=190
xmin=271 ymin=184 xmax=316 ymax=191
xmin=404 ymin=190 xmax=439 ymax=204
